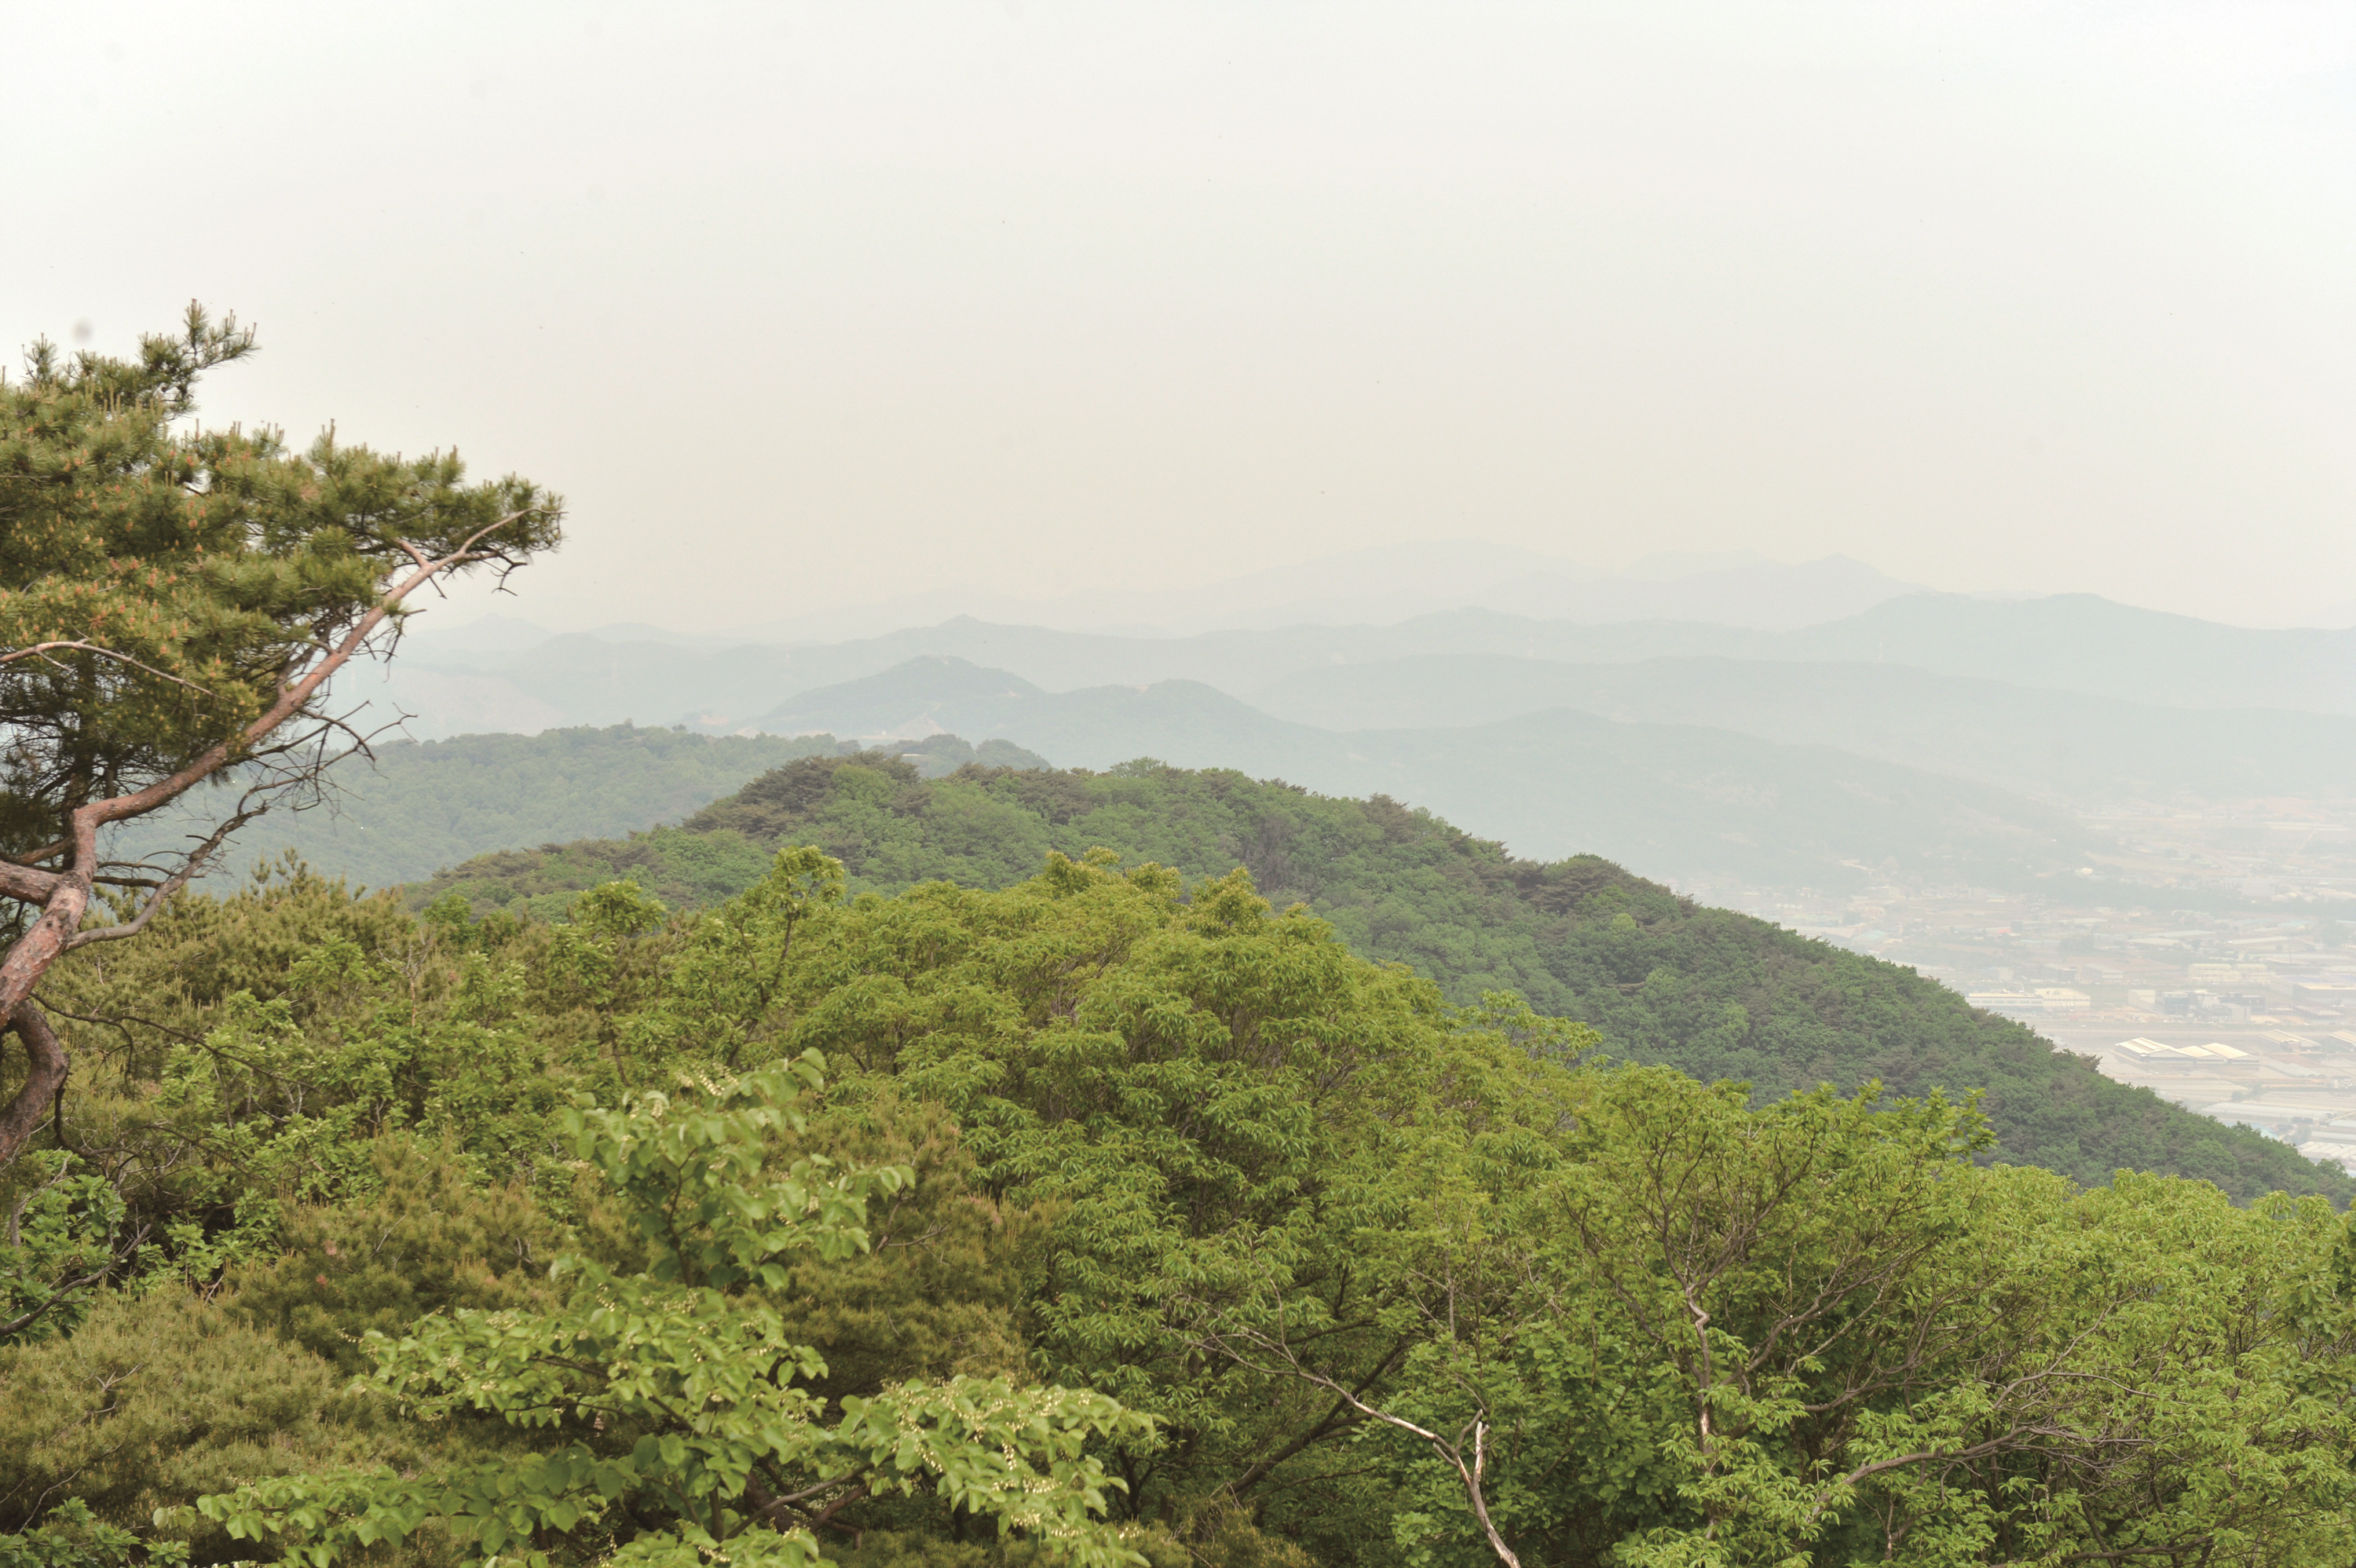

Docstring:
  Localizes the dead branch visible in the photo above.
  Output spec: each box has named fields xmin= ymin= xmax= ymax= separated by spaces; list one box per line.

xmin=67 ymin=799 xmax=263 ymax=951
xmin=1203 ymin=1323 xmax=1521 ymax=1568
xmin=1220 ymin=1330 xmax=1410 ymax=1500
xmin=0 ymin=1221 xmax=152 ymax=1342
xmin=0 ymin=640 xmax=218 ymax=695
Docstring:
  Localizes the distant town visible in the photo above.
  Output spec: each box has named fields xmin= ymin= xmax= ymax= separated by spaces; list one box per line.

xmin=1710 ymin=795 xmax=2356 ymax=1171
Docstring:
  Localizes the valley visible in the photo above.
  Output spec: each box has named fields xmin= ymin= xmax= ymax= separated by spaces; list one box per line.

xmin=274 ymin=581 xmax=2356 ymax=1182
xmin=16 ymin=16 xmax=2356 ymax=1554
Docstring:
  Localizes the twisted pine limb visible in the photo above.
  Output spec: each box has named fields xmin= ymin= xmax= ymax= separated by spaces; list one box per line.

xmin=0 ymin=511 xmax=551 ymax=1171
xmin=0 ymin=639 xmax=219 ymax=693
xmin=0 ymin=1001 xmax=68 ymax=1170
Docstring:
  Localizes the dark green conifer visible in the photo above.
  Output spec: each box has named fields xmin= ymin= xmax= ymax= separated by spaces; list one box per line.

xmin=0 ymin=305 xmax=560 ymax=1169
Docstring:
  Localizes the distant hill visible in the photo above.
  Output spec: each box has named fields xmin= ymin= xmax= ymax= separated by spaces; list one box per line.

xmin=1776 ymin=594 xmax=2356 ymax=715
xmin=143 ymin=670 xmax=2097 ymax=901
xmin=1250 ymin=653 xmax=2356 ymax=804
xmin=756 ymin=655 xmax=1054 ymax=740
xmin=410 ymin=752 xmax=2350 ymax=1205
xmin=741 ymin=656 xmax=2098 ymax=893
xmin=366 ymin=590 xmax=2356 ymax=745
xmin=111 ymin=726 xmax=1045 ymax=892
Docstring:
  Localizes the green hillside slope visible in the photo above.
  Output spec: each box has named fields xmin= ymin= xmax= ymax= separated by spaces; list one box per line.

xmin=411 ymin=752 xmax=2349 ymax=1202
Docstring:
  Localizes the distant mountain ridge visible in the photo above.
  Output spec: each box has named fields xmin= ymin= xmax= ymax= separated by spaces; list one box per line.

xmin=1780 ymin=594 xmax=2356 ymax=715
xmin=756 ymin=655 xmax=1050 ymax=740
xmin=740 ymin=654 xmax=2096 ymax=894
xmin=226 ymin=660 xmax=2103 ymax=897
xmin=1249 ymin=653 xmax=2356 ymax=804
xmin=334 ymin=587 xmax=2356 ymax=910
xmin=371 ymin=591 xmax=2356 ymax=748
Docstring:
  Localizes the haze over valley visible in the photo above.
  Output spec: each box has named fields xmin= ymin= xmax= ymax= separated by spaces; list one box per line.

xmin=15 ymin=5 xmax=2356 ymax=1560
xmin=300 ymin=546 xmax=2356 ymax=903
xmin=168 ymin=540 xmax=2349 ymax=1184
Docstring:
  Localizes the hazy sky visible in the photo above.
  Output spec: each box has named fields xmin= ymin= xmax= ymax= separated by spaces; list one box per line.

xmin=9 ymin=2 xmax=2354 ymax=630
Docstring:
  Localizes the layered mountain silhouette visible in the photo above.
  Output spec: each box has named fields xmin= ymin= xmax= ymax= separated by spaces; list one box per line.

xmin=327 ymin=584 xmax=2355 ymax=901
xmin=1249 ymin=654 xmax=2356 ymax=803
xmin=382 ymin=591 xmax=2356 ymax=746
xmin=741 ymin=654 xmax=2093 ymax=894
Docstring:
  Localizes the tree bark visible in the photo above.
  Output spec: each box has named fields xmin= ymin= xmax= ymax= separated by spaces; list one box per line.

xmin=0 ymin=1000 xmax=68 ymax=1168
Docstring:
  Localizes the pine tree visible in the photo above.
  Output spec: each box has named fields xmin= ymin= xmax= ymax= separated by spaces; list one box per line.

xmin=0 ymin=304 xmax=561 ymax=1168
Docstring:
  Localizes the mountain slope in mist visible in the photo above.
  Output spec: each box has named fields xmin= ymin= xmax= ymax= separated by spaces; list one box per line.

xmin=371 ymin=590 xmax=2356 ymax=750
xmin=272 ymin=656 xmax=2100 ymax=897
xmin=1777 ymin=594 xmax=2356 ymax=715
xmin=1251 ymin=654 xmax=2356 ymax=803
xmin=748 ymin=656 xmax=2094 ymax=892
xmin=112 ymin=727 xmax=840 ymax=892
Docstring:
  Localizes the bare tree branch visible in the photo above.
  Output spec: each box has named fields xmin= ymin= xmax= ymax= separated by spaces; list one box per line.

xmin=1202 ymin=1323 xmax=1522 ymax=1568
xmin=65 ymin=799 xmax=264 ymax=950
xmin=0 ymin=640 xmax=218 ymax=695
xmin=0 ymin=1220 xmax=152 ymax=1342
xmin=1220 ymin=1332 xmax=1409 ymax=1500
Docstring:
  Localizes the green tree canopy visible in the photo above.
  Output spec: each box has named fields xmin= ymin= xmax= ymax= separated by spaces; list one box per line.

xmin=0 ymin=305 xmax=561 ymax=1170
xmin=413 ymin=753 xmax=2352 ymax=1203
xmin=11 ymin=846 xmax=2356 ymax=1563
xmin=198 ymin=1051 xmax=1154 ymax=1568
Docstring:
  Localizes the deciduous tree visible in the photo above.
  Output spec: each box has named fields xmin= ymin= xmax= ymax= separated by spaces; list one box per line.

xmin=197 ymin=1051 xmax=1153 ymax=1568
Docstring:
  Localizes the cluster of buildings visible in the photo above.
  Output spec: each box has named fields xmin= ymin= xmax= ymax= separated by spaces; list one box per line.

xmin=1960 ymin=985 xmax=2091 ymax=1019
xmin=1926 ymin=915 xmax=2356 ymax=1171
xmin=1963 ymin=980 xmax=2356 ymax=1028
xmin=1712 ymin=834 xmax=2356 ymax=1170
xmin=2091 ymin=1030 xmax=2356 ymax=1172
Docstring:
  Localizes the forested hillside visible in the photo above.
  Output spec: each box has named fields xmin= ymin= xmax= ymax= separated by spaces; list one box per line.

xmin=413 ymin=753 xmax=2345 ymax=1201
xmin=11 ymin=842 xmax=2356 ymax=1566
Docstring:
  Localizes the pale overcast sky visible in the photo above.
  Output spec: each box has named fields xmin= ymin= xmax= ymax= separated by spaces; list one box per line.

xmin=7 ymin=2 xmax=2353 ymax=630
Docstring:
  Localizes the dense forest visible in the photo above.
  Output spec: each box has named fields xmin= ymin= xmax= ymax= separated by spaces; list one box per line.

xmin=9 ymin=843 xmax=2356 ymax=1565
xmin=415 ymin=753 xmax=2346 ymax=1201
xmin=21 ymin=303 xmax=2356 ymax=1568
